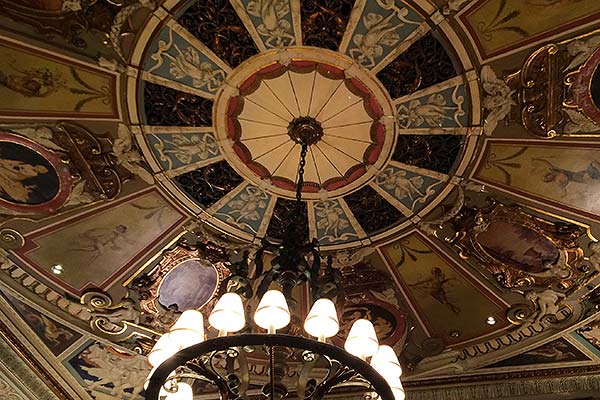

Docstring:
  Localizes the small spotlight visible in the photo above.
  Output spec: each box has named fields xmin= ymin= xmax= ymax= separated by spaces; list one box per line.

xmin=486 ymin=316 xmax=496 ymax=325
xmin=51 ymin=265 xmax=63 ymax=275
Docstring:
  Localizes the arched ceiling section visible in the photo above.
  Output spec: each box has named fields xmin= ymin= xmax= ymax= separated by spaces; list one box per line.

xmin=0 ymin=1 xmax=599 ymax=400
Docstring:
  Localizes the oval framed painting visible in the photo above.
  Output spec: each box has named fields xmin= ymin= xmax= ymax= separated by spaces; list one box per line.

xmin=0 ymin=131 xmax=72 ymax=213
xmin=157 ymin=258 xmax=219 ymax=311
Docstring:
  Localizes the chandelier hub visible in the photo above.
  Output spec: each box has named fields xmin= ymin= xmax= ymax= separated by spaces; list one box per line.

xmin=287 ymin=116 xmax=323 ymax=145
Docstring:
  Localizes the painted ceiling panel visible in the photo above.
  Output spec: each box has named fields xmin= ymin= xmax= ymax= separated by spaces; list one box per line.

xmin=1 ymin=0 xmax=600 ymax=399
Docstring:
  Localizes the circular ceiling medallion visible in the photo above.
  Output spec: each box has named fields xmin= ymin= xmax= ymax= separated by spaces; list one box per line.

xmin=214 ymin=47 xmax=396 ymax=200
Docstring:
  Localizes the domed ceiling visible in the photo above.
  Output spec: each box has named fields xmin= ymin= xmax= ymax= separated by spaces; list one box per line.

xmin=1 ymin=0 xmax=600 ymax=399
xmin=135 ymin=0 xmax=476 ymax=247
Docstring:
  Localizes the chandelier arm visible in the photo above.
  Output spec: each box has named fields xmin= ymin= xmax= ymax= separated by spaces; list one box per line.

xmin=237 ymin=347 xmax=251 ymax=396
xmin=313 ymin=365 xmax=359 ymax=400
xmin=146 ymin=335 xmax=395 ymax=400
xmin=296 ymin=352 xmax=317 ymax=399
xmin=185 ymin=354 xmax=231 ymax=398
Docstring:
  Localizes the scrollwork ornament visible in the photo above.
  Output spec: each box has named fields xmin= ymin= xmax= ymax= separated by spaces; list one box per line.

xmin=0 ymin=228 xmax=25 ymax=250
xmin=81 ymin=290 xmax=113 ymax=309
xmin=82 ymin=290 xmax=142 ymax=335
xmin=506 ymin=303 xmax=535 ymax=325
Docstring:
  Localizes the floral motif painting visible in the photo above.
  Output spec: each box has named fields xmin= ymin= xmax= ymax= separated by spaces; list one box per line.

xmin=0 ymin=37 xmax=118 ymax=118
xmin=461 ymin=0 xmax=600 ymax=60
xmin=476 ymin=141 xmax=600 ymax=219
xmin=1 ymin=289 xmax=81 ymax=356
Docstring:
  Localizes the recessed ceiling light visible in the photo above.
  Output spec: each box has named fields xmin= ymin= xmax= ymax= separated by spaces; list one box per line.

xmin=51 ymin=264 xmax=63 ymax=275
xmin=486 ymin=316 xmax=496 ymax=325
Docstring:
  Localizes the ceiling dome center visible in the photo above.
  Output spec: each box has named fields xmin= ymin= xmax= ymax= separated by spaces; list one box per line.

xmin=287 ymin=116 xmax=324 ymax=146
xmin=213 ymin=47 xmax=396 ymax=200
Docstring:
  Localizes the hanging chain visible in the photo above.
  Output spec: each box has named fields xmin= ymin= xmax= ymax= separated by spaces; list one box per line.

xmin=295 ymin=143 xmax=308 ymax=204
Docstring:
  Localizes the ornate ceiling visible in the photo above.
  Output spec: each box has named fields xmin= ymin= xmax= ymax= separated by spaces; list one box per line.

xmin=1 ymin=0 xmax=600 ymax=399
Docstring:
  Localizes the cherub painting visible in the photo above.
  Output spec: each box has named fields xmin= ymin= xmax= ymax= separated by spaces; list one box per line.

xmin=533 ymin=158 xmax=600 ymax=193
xmin=408 ymin=267 xmax=461 ymax=315
xmin=0 ymin=59 xmax=65 ymax=98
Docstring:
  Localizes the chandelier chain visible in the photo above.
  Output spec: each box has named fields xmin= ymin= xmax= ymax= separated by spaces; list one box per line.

xmin=296 ymin=143 xmax=308 ymax=204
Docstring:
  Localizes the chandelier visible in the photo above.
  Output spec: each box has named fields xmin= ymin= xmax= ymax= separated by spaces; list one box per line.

xmin=144 ymin=118 xmax=405 ymax=400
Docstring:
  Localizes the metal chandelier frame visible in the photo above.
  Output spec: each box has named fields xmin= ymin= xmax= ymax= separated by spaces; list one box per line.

xmin=145 ymin=121 xmax=402 ymax=400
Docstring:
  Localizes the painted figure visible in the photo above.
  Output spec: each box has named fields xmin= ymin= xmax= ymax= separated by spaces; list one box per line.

xmin=397 ymin=94 xmax=457 ymax=128
xmin=218 ymin=186 xmax=269 ymax=231
xmin=167 ymin=45 xmax=225 ymax=91
xmin=526 ymin=340 xmax=577 ymax=361
xmin=0 ymin=159 xmax=49 ymax=203
xmin=247 ymin=0 xmax=295 ymax=48
xmin=25 ymin=313 xmax=74 ymax=344
xmin=376 ymin=168 xmax=425 ymax=203
xmin=533 ymin=158 xmax=600 ymax=192
xmin=79 ymin=344 xmax=148 ymax=396
xmin=0 ymin=60 xmax=65 ymax=97
xmin=409 ymin=267 xmax=461 ymax=314
xmin=350 ymin=12 xmax=404 ymax=68
xmin=68 ymin=225 xmax=134 ymax=258
xmin=481 ymin=65 xmax=515 ymax=134
xmin=315 ymin=201 xmax=351 ymax=239
xmin=157 ymin=134 xmax=219 ymax=165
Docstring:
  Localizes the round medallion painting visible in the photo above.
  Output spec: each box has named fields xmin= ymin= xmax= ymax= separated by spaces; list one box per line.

xmin=158 ymin=259 xmax=219 ymax=311
xmin=0 ymin=140 xmax=60 ymax=205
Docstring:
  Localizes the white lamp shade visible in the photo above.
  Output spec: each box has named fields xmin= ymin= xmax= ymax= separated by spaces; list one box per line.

xmin=392 ymin=388 xmax=405 ymax=400
xmin=371 ymin=345 xmax=402 ymax=379
xmin=169 ymin=310 xmax=205 ymax=349
xmin=165 ymin=382 xmax=193 ymax=400
xmin=344 ymin=319 xmax=379 ymax=359
xmin=304 ymin=298 xmax=339 ymax=339
xmin=148 ymin=333 xmax=180 ymax=367
xmin=386 ymin=377 xmax=405 ymax=400
xmin=209 ymin=293 xmax=246 ymax=333
xmin=253 ymin=290 xmax=290 ymax=332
